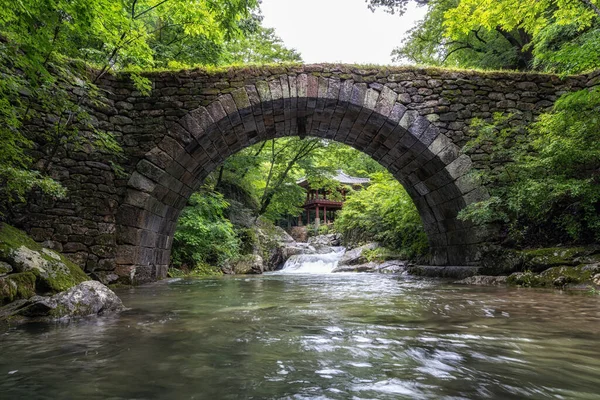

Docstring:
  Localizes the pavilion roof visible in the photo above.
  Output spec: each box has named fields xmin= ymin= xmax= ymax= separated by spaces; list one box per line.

xmin=296 ymin=170 xmax=370 ymax=186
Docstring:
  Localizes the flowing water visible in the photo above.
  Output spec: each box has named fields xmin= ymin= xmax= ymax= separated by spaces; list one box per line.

xmin=1 ymin=266 xmax=600 ymax=399
xmin=274 ymin=248 xmax=345 ymax=274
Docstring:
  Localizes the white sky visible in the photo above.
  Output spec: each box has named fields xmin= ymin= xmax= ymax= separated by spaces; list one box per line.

xmin=260 ymin=0 xmax=427 ymax=65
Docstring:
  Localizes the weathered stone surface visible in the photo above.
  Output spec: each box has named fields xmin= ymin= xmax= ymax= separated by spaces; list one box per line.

xmin=230 ymin=254 xmax=264 ymax=275
xmin=14 ymin=65 xmax=597 ymax=284
xmin=406 ymin=265 xmax=481 ymax=279
xmin=455 ymin=275 xmax=508 ymax=285
xmin=338 ymin=243 xmax=379 ymax=266
xmin=507 ymin=264 xmax=599 ymax=289
xmin=333 ymin=260 xmax=406 ymax=274
xmin=1 ymin=281 xmax=124 ymax=321
xmin=308 ymin=234 xmax=342 ymax=248
xmin=0 ymin=224 xmax=89 ymax=296
xmin=0 ymin=261 xmax=12 ymax=276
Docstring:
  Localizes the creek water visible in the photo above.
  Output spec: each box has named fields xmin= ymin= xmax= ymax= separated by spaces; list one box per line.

xmin=273 ymin=248 xmax=345 ymax=274
xmin=1 ymin=270 xmax=600 ymax=399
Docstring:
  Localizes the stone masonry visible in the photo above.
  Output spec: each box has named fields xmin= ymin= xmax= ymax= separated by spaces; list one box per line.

xmin=15 ymin=64 xmax=600 ymax=284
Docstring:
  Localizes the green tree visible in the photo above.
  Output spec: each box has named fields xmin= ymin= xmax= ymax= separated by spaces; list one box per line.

xmin=459 ymin=88 xmax=600 ymax=245
xmin=171 ymin=190 xmax=240 ymax=270
xmin=335 ymin=171 xmax=429 ymax=258
xmin=369 ymin=0 xmax=600 ymax=72
xmin=0 ymin=0 xmax=300 ymax=215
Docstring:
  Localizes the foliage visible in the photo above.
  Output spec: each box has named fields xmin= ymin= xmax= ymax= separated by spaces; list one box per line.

xmin=167 ymin=263 xmax=222 ymax=278
xmin=335 ymin=172 xmax=429 ymax=259
xmin=0 ymin=0 xmax=301 ymax=214
xmin=171 ymin=190 xmax=240 ymax=269
xmin=372 ymin=0 xmax=600 ymax=73
xmin=459 ymin=88 xmax=600 ymax=245
xmin=215 ymin=137 xmax=334 ymax=222
xmin=220 ymin=25 xmax=302 ymax=65
xmin=391 ymin=0 xmax=524 ymax=69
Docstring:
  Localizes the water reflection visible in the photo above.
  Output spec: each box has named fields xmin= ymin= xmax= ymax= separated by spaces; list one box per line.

xmin=1 ymin=274 xmax=600 ymax=399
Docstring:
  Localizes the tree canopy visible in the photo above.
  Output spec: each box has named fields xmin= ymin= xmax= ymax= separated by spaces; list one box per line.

xmin=0 ymin=0 xmax=301 ymax=215
xmin=370 ymin=0 xmax=600 ymax=73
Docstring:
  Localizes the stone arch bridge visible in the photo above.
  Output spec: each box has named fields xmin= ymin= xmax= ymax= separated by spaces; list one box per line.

xmin=18 ymin=65 xmax=598 ymax=284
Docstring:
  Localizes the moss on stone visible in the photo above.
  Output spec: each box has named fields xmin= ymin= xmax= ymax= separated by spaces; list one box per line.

xmin=0 ymin=223 xmax=44 ymax=257
xmin=520 ymin=247 xmax=587 ymax=272
xmin=0 ymin=223 xmax=89 ymax=296
xmin=0 ymin=272 xmax=36 ymax=305
xmin=508 ymin=265 xmax=597 ymax=289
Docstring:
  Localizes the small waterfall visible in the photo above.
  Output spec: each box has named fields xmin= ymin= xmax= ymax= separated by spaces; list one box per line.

xmin=277 ymin=247 xmax=345 ymax=274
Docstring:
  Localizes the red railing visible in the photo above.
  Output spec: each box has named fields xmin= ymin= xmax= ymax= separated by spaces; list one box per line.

xmin=303 ymin=199 xmax=344 ymax=207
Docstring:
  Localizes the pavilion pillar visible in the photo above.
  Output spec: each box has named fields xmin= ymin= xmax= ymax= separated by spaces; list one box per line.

xmin=316 ymin=206 xmax=320 ymax=223
xmin=324 ymin=206 xmax=327 ymax=224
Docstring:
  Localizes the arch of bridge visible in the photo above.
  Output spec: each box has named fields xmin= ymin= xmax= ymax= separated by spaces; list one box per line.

xmin=117 ymin=73 xmax=493 ymax=281
xmin=20 ymin=64 xmax=593 ymax=284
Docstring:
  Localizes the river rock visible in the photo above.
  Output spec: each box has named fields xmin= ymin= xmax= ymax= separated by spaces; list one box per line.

xmin=338 ymin=242 xmax=379 ymax=267
xmin=455 ymin=275 xmax=508 ymax=285
xmin=230 ymin=254 xmax=264 ymax=274
xmin=0 ymin=261 xmax=12 ymax=276
xmin=406 ymin=265 xmax=481 ymax=279
xmin=1 ymin=281 xmax=124 ymax=321
xmin=333 ymin=262 xmax=378 ymax=273
xmin=332 ymin=260 xmax=406 ymax=274
xmin=308 ymin=234 xmax=342 ymax=248
xmin=593 ymin=274 xmax=600 ymax=286
xmin=376 ymin=260 xmax=407 ymax=274
xmin=0 ymin=223 xmax=89 ymax=304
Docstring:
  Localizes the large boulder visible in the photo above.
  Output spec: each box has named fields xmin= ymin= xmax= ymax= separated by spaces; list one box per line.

xmin=0 ymin=224 xmax=89 ymax=305
xmin=229 ymin=254 xmax=264 ymax=274
xmin=0 ymin=281 xmax=124 ymax=321
xmin=338 ymin=243 xmax=379 ymax=267
xmin=308 ymin=234 xmax=342 ymax=248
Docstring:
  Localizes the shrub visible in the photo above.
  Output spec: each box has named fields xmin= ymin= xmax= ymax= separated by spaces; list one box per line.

xmin=171 ymin=190 xmax=240 ymax=269
xmin=334 ymin=172 xmax=429 ymax=259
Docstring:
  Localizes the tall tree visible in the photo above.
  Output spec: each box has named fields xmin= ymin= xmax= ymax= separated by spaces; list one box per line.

xmin=369 ymin=0 xmax=600 ymax=72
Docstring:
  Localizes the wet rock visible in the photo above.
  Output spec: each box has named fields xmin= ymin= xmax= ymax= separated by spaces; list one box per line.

xmin=338 ymin=243 xmax=379 ymax=267
xmin=289 ymin=226 xmax=308 ymax=242
xmin=455 ymin=275 xmax=508 ymax=285
xmin=0 ymin=224 xmax=89 ymax=302
xmin=1 ymin=281 xmax=124 ymax=321
xmin=522 ymin=247 xmax=586 ymax=272
xmin=308 ymin=234 xmax=342 ymax=248
xmin=0 ymin=261 xmax=12 ymax=276
xmin=332 ymin=260 xmax=406 ymax=274
xmin=508 ymin=265 xmax=597 ymax=288
xmin=406 ymin=265 xmax=481 ymax=279
xmin=0 ymin=272 xmax=36 ymax=304
xmin=593 ymin=274 xmax=600 ymax=286
xmin=230 ymin=254 xmax=264 ymax=274
xmin=376 ymin=260 xmax=407 ymax=274
xmin=333 ymin=262 xmax=378 ymax=273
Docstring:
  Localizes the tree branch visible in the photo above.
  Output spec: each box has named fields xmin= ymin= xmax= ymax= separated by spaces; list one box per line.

xmin=580 ymin=0 xmax=600 ymax=17
xmin=134 ymin=0 xmax=170 ymax=20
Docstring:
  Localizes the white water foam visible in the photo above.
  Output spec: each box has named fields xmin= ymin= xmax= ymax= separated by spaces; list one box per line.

xmin=276 ymin=247 xmax=345 ymax=274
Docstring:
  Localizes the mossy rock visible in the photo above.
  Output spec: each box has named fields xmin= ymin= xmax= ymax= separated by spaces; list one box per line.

xmin=520 ymin=247 xmax=588 ymax=272
xmin=508 ymin=265 xmax=596 ymax=289
xmin=229 ymin=254 xmax=263 ymax=274
xmin=0 ymin=223 xmax=88 ymax=297
xmin=0 ymin=272 xmax=36 ymax=305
